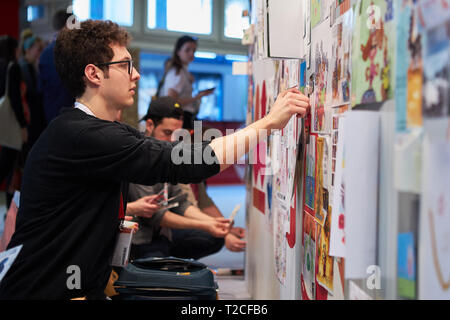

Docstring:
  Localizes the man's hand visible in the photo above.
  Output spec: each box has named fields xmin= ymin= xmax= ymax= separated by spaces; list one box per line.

xmin=205 ymin=217 xmax=231 ymax=238
xmin=230 ymin=227 xmax=245 ymax=239
xmin=266 ymin=87 xmax=310 ymax=130
xmin=127 ymin=195 xmax=161 ymax=218
xmin=225 ymin=233 xmax=246 ymax=252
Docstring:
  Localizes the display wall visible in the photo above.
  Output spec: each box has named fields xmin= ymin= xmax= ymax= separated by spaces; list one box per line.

xmin=244 ymin=0 xmax=450 ymax=300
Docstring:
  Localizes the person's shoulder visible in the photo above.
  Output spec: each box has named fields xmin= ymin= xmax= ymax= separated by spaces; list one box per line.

xmin=166 ymin=67 xmax=178 ymax=76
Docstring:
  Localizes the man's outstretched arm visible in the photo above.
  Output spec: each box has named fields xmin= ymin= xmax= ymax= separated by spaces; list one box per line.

xmin=209 ymin=88 xmax=309 ymax=172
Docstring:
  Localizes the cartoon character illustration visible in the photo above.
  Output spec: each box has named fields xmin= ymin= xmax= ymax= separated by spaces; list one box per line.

xmin=360 ymin=18 xmax=386 ymax=103
xmin=381 ymin=45 xmax=391 ymax=100
xmin=314 ymin=42 xmax=329 ymax=131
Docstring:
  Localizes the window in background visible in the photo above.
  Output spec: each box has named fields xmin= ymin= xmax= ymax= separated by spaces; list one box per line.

xmin=27 ymin=5 xmax=45 ymax=22
xmin=147 ymin=0 xmax=212 ymax=35
xmin=139 ymin=52 xmax=247 ymax=125
xmin=224 ymin=0 xmax=250 ymax=39
xmin=192 ymin=73 xmax=223 ymax=121
xmin=72 ymin=0 xmax=134 ymax=27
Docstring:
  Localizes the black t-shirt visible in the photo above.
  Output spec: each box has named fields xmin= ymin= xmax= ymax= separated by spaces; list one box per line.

xmin=0 ymin=108 xmax=220 ymax=299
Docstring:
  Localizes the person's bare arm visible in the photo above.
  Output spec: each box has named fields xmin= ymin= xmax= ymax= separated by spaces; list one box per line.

xmin=209 ymin=88 xmax=309 ymax=172
xmin=167 ymin=88 xmax=212 ymax=107
xmin=160 ymin=210 xmax=229 ymax=238
xmin=201 ymin=204 xmax=222 ymax=219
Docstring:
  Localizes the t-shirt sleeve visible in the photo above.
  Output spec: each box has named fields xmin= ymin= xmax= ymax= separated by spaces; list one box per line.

xmin=69 ymin=121 xmax=220 ymax=186
xmin=164 ymin=68 xmax=184 ymax=94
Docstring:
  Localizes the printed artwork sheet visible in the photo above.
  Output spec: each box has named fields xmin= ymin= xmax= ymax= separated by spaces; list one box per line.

xmin=301 ymin=211 xmax=317 ymax=300
xmin=351 ymin=0 xmax=396 ymax=106
xmin=395 ymin=1 xmax=424 ymax=132
xmin=274 ymin=203 xmax=288 ymax=285
xmin=311 ymin=17 xmax=333 ymax=133
xmin=419 ymin=1 xmax=450 ymax=121
xmin=330 ymin=8 xmax=353 ymax=107
xmin=330 ymin=112 xmax=347 ymax=258
xmin=316 ymin=207 xmax=334 ymax=294
xmin=419 ymin=140 xmax=450 ymax=299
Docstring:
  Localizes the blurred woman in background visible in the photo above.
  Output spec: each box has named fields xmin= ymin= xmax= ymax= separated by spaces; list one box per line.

xmin=157 ymin=35 xmax=215 ymax=129
xmin=0 ymin=35 xmax=29 ymax=208
xmin=19 ymin=29 xmax=46 ymax=155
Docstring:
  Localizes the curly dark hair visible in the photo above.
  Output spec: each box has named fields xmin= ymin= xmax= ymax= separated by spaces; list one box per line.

xmin=54 ymin=20 xmax=131 ymax=98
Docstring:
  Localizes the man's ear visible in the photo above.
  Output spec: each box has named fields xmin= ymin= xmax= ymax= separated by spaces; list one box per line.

xmin=145 ymin=119 xmax=155 ymax=136
xmin=84 ymin=64 xmax=102 ymax=87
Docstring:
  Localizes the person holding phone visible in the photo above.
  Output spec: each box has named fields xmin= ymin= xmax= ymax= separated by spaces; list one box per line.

xmin=127 ymin=97 xmax=231 ymax=260
xmin=157 ymin=35 xmax=215 ymax=129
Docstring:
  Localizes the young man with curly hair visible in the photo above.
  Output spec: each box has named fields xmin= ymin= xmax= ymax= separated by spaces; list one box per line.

xmin=0 ymin=20 xmax=309 ymax=300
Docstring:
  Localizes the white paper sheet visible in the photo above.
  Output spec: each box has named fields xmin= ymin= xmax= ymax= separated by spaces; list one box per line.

xmin=330 ymin=117 xmax=346 ymax=257
xmin=267 ymin=0 xmax=305 ymax=58
xmin=0 ymin=245 xmax=23 ymax=282
xmin=344 ymin=111 xmax=380 ymax=279
xmin=419 ymin=139 xmax=450 ymax=299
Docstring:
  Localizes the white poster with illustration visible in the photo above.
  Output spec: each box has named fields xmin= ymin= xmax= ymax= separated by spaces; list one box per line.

xmin=419 ymin=140 xmax=450 ymax=299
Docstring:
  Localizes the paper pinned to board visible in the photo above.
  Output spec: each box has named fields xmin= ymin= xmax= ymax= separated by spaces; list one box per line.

xmin=344 ymin=111 xmax=380 ymax=279
xmin=0 ymin=245 xmax=23 ymax=282
xmin=394 ymin=128 xmax=423 ymax=193
xmin=232 ymin=62 xmax=249 ymax=75
xmin=267 ymin=0 xmax=305 ymax=58
xmin=419 ymin=139 xmax=450 ymax=300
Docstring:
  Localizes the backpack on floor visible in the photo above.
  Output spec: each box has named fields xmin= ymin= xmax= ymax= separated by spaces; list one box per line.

xmin=113 ymin=257 xmax=218 ymax=300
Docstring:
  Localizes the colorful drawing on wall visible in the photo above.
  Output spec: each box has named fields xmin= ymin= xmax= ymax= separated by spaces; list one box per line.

xmin=253 ymin=141 xmax=267 ymax=187
xmin=301 ymin=211 xmax=317 ymax=300
xmin=351 ymin=0 xmax=396 ymax=107
xmin=253 ymin=186 xmax=266 ymax=214
xmin=275 ymin=203 xmax=287 ymax=285
xmin=335 ymin=0 xmax=351 ymax=17
xmin=398 ymin=232 xmax=416 ymax=299
xmin=395 ymin=1 xmax=424 ymax=132
xmin=420 ymin=4 xmax=450 ymax=119
xmin=316 ymin=205 xmax=334 ymax=294
xmin=304 ymin=134 xmax=317 ymax=215
xmin=406 ymin=5 xmax=424 ymax=127
xmin=314 ymin=137 xmax=328 ymax=226
xmin=330 ymin=8 xmax=353 ymax=107
xmin=311 ymin=17 xmax=333 ymax=132
xmin=420 ymin=141 xmax=450 ymax=299
xmin=286 ymin=186 xmax=297 ymax=249
xmin=330 ymin=115 xmax=346 ymax=258
xmin=311 ymin=0 xmax=329 ymax=29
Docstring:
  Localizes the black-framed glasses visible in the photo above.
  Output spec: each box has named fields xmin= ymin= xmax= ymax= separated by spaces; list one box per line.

xmin=95 ymin=59 xmax=134 ymax=75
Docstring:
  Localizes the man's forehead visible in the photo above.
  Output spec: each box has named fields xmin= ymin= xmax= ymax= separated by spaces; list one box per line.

xmin=159 ymin=117 xmax=183 ymax=129
xmin=111 ymin=44 xmax=131 ymax=60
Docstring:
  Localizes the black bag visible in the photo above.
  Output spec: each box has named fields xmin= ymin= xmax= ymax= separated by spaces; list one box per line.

xmin=114 ymin=257 xmax=218 ymax=300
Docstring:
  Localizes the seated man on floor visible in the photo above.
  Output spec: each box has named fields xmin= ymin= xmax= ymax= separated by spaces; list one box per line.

xmin=177 ymin=181 xmax=246 ymax=256
xmin=128 ymin=97 xmax=245 ymax=260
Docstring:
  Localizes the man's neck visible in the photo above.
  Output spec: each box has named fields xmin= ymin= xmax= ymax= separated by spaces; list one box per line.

xmin=77 ymin=93 xmax=121 ymax=122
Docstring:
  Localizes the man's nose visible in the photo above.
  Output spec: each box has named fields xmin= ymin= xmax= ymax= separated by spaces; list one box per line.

xmin=132 ymin=67 xmax=141 ymax=81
